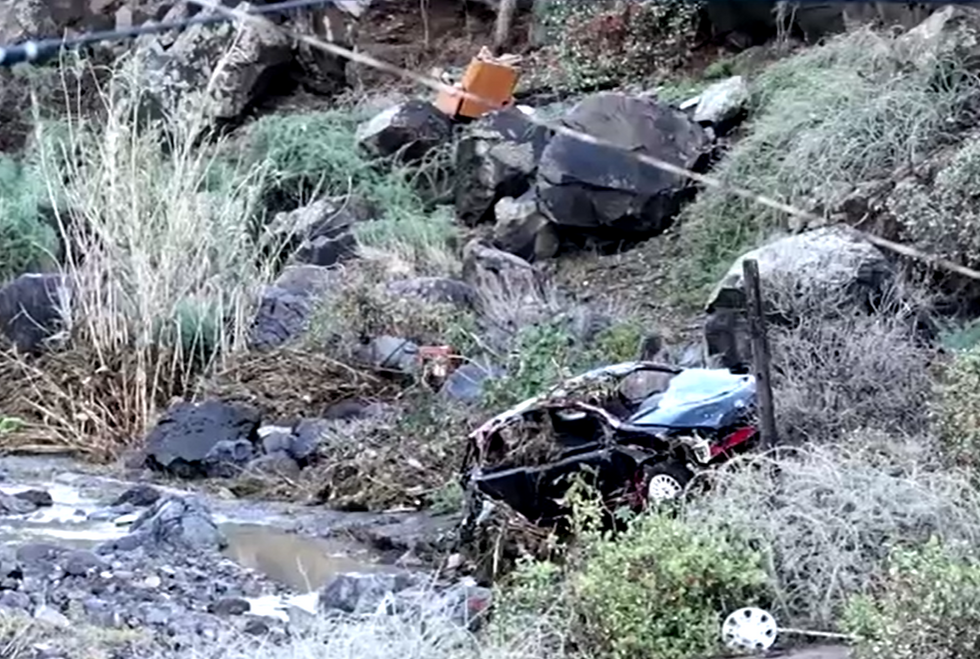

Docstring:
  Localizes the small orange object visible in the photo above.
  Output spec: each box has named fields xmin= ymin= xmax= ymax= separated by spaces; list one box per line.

xmin=435 ymin=51 xmax=521 ymax=120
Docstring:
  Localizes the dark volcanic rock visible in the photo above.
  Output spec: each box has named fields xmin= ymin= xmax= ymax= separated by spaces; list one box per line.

xmin=536 ymin=92 xmax=709 ymax=250
xmin=455 ymin=107 xmax=552 ymax=228
xmin=144 ymin=400 xmax=261 ymax=478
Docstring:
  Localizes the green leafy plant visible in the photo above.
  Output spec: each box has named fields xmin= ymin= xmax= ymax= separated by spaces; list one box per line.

xmin=530 ymin=0 xmax=703 ymax=91
xmin=936 ymin=345 xmax=980 ymax=471
xmin=482 ymin=321 xmax=578 ymax=408
xmin=0 ymin=155 xmax=57 ymax=282
xmin=843 ymin=538 xmax=980 ymax=659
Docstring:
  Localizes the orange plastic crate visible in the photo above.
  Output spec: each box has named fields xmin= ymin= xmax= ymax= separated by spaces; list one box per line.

xmin=435 ymin=57 xmax=519 ymax=119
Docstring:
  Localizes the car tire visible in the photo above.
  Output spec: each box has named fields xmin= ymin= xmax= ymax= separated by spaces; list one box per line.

xmin=642 ymin=461 xmax=694 ymax=504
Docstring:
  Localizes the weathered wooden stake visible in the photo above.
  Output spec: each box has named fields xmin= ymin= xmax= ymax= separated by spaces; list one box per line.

xmin=742 ymin=258 xmax=777 ymax=449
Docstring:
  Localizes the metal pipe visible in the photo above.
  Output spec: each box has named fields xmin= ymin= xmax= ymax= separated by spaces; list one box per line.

xmin=0 ymin=0 xmax=340 ymax=67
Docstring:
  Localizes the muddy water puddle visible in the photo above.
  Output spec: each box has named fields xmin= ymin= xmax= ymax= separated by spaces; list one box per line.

xmin=0 ymin=475 xmax=399 ymax=620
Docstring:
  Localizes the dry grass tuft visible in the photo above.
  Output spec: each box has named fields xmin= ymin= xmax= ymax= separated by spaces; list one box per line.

xmin=685 ymin=438 xmax=980 ymax=630
xmin=197 ymin=348 xmax=397 ymax=422
xmin=0 ymin=345 xmax=184 ymax=459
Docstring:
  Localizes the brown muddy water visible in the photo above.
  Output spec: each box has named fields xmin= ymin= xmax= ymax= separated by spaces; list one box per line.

xmin=0 ymin=467 xmax=400 ymax=620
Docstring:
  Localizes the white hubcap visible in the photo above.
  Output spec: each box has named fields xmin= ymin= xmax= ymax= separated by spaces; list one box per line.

xmin=647 ymin=474 xmax=682 ymax=502
xmin=721 ymin=607 xmax=778 ymax=652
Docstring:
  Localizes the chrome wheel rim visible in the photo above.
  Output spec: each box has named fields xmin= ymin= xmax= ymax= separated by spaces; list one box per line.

xmin=647 ymin=474 xmax=682 ymax=502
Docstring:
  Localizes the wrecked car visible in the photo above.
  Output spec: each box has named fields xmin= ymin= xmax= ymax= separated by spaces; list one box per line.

xmin=460 ymin=362 xmax=759 ymax=531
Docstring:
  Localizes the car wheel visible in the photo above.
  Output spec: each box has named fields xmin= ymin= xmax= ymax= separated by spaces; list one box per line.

xmin=643 ymin=461 xmax=694 ymax=504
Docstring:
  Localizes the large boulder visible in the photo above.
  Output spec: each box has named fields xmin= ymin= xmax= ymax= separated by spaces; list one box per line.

xmin=462 ymin=239 xmax=550 ymax=307
xmin=897 ymin=4 xmax=980 ymax=67
xmin=706 ymin=226 xmax=894 ymax=313
xmin=144 ymin=400 xmax=262 ymax=478
xmin=108 ymin=495 xmax=227 ymax=552
xmin=454 ymin=108 xmax=552 ymax=228
xmin=138 ymin=2 xmax=293 ymax=123
xmin=0 ymin=273 xmax=70 ymax=354
xmin=356 ymin=100 xmax=454 ymax=163
xmin=704 ymin=226 xmax=894 ymax=368
xmin=536 ymin=93 xmax=710 ymax=249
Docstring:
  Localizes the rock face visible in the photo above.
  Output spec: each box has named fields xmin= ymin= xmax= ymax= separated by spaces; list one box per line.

xmin=693 ymin=75 xmax=749 ymax=130
xmin=139 ymin=3 xmax=293 ymax=123
xmin=384 ymin=277 xmax=477 ymax=309
xmin=249 ymin=265 xmax=337 ymax=350
xmin=144 ymin=400 xmax=261 ymax=478
xmin=704 ymin=226 xmax=895 ymax=368
xmin=454 ymin=108 xmax=553 ymax=228
xmin=356 ymin=100 xmax=454 ymax=163
xmin=112 ymin=496 xmax=227 ymax=552
xmin=492 ymin=190 xmax=559 ymax=262
xmin=536 ymin=93 xmax=710 ymax=249
xmin=706 ymin=226 xmax=894 ymax=313
xmin=0 ymin=273 xmax=70 ymax=354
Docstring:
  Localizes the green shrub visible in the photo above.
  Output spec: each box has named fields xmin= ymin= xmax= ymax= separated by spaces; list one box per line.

xmin=843 ymin=538 xmax=980 ymax=659
xmin=529 ymin=0 xmax=702 ymax=91
xmin=482 ymin=321 xmax=579 ymax=408
xmin=246 ymin=110 xmax=458 ymax=271
xmin=0 ymin=155 xmax=57 ymax=281
xmin=937 ymin=346 xmax=980 ymax=470
xmin=889 ymin=136 xmax=980 ymax=268
xmin=495 ymin=508 xmax=771 ymax=659
xmin=672 ymin=27 xmax=980 ymax=302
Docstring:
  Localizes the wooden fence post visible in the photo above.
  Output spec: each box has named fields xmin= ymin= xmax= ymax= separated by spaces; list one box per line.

xmin=742 ymin=258 xmax=777 ymax=449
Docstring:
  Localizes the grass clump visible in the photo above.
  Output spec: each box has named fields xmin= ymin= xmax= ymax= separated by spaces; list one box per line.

xmin=685 ymin=441 xmax=980 ymax=629
xmin=673 ymin=26 xmax=980 ymax=301
xmin=0 ymin=57 xmax=284 ymax=457
xmin=844 ymin=538 xmax=980 ymax=659
xmin=245 ymin=110 xmax=459 ymax=273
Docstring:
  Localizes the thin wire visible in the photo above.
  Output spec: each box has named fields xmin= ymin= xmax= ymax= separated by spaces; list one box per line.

xmin=181 ymin=0 xmax=980 ymax=282
xmin=0 ymin=0 xmax=341 ymax=66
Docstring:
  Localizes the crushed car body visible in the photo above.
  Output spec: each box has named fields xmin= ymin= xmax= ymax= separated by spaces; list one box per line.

xmin=460 ymin=361 xmax=759 ymax=531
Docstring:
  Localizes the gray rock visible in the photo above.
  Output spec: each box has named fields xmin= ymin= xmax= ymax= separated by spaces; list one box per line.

xmin=385 ymin=277 xmax=477 ymax=308
xmin=264 ymin=196 xmax=373 ymax=268
xmin=492 ymin=191 xmax=559 ymax=262
xmin=244 ymin=452 xmax=301 ymax=478
xmin=318 ymin=572 xmax=421 ymax=614
xmin=111 ymin=485 xmax=162 ymax=508
xmin=34 ymin=604 xmax=69 ymax=627
xmin=537 ymin=93 xmax=709 ymax=248
xmin=204 ymin=438 xmax=255 ymax=478
xmin=63 ymin=550 xmax=105 ymax=577
xmin=15 ymin=489 xmax=53 ymax=508
xmin=16 ymin=543 xmax=65 ymax=568
xmin=355 ymin=336 xmax=419 ymax=374
xmin=261 ymin=430 xmax=294 ymax=455
xmin=441 ymin=363 xmax=502 ymax=403
xmin=248 ymin=286 xmax=314 ymax=350
xmin=144 ymin=400 xmax=261 ymax=478
xmin=208 ymin=597 xmax=251 ymax=616
xmin=0 ymin=273 xmax=70 ymax=354
xmin=455 ymin=107 xmax=552 ymax=228
xmin=138 ymin=2 xmax=293 ymax=123
xmin=0 ymin=492 xmax=37 ymax=515
xmin=356 ymin=100 xmax=454 ymax=163
xmin=0 ymin=591 xmax=30 ymax=612
xmin=272 ymin=265 xmax=337 ymax=298
xmin=705 ymin=226 xmax=894 ymax=313
xmin=462 ymin=240 xmax=551 ymax=310
xmin=693 ymin=75 xmax=749 ymax=128
xmin=116 ymin=496 xmax=227 ymax=553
